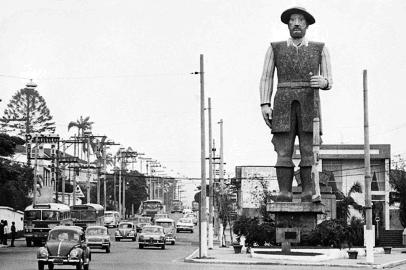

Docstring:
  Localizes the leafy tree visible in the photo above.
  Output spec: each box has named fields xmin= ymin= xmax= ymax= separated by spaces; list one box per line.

xmin=0 ymin=133 xmax=33 ymax=210
xmin=1 ymin=85 xmax=55 ymax=135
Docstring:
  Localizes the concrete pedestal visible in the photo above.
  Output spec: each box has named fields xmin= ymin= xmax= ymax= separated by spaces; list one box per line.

xmin=268 ymin=202 xmax=326 ymax=244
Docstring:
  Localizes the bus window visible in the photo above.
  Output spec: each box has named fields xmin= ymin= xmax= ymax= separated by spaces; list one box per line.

xmin=25 ymin=210 xmax=41 ymax=220
xmin=42 ymin=211 xmax=59 ymax=221
xmin=82 ymin=211 xmax=96 ymax=220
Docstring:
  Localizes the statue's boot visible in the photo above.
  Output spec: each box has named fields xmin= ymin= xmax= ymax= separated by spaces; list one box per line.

xmin=300 ymin=167 xmax=313 ymax=202
xmin=276 ymin=167 xmax=294 ymax=202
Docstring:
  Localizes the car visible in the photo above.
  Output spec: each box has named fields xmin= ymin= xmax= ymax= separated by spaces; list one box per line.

xmin=138 ymin=225 xmax=166 ymax=249
xmin=115 ymin=221 xmax=137 ymax=241
xmin=134 ymin=216 xmax=152 ymax=233
xmin=85 ymin=226 xmax=111 ymax=253
xmin=154 ymin=218 xmax=176 ymax=245
xmin=184 ymin=213 xmax=198 ymax=225
xmin=104 ymin=211 xmax=120 ymax=228
xmin=182 ymin=208 xmax=193 ymax=215
xmin=37 ymin=225 xmax=91 ymax=270
xmin=176 ymin=217 xmax=194 ymax=233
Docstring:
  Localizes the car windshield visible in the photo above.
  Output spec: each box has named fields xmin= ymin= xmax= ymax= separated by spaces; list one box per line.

xmin=86 ymin=228 xmax=107 ymax=235
xmin=179 ymin=218 xmax=192 ymax=223
xmin=185 ymin=214 xmax=195 ymax=218
xmin=142 ymin=227 xmax=163 ymax=234
xmin=119 ymin=223 xmax=132 ymax=229
xmin=156 ymin=222 xmax=172 ymax=228
xmin=49 ymin=230 xmax=80 ymax=242
xmin=105 ymin=213 xmax=113 ymax=217
xmin=138 ymin=217 xmax=150 ymax=223
xmin=24 ymin=210 xmax=41 ymax=220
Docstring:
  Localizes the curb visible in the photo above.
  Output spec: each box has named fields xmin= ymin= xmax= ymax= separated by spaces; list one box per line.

xmin=183 ymin=249 xmax=406 ymax=269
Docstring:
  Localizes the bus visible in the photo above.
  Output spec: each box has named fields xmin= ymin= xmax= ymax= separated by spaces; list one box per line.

xmin=70 ymin=203 xmax=104 ymax=230
xmin=24 ymin=203 xmax=72 ymax=246
xmin=171 ymin=200 xmax=183 ymax=213
xmin=140 ymin=200 xmax=164 ymax=219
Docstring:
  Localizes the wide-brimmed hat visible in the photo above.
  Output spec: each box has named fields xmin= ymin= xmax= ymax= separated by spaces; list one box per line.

xmin=281 ymin=7 xmax=315 ymax=25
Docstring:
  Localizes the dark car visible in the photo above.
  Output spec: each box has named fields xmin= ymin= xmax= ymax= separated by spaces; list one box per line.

xmin=138 ymin=225 xmax=166 ymax=249
xmin=115 ymin=221 xmax=137 ymax=241
xmin=37 ymin=226 xmax=91 ymax=270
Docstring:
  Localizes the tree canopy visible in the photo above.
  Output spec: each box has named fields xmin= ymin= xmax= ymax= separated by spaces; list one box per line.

xmin=1 ymin=87 xmax=55 ymax=135
xmin=0 ymin=133 xmax=33 ymax=210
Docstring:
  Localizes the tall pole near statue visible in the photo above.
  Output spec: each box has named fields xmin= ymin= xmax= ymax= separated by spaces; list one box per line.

xmin=208 ymin=97 xmax=214 ymax=250
xmin=363 ymin=69 xmax=374 ymax=264
xmin=199 ymin=54 xmax=208 ymax=258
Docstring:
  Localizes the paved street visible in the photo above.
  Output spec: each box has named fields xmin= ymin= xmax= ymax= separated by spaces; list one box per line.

xmin=1 ymin=235 xmax=406 ymax=270
xmin=1 ymin=213 xmax=405 ymax=270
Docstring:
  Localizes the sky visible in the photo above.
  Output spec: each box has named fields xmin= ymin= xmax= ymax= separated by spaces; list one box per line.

xmin=1 ymin=0 xmax=406 ymax=204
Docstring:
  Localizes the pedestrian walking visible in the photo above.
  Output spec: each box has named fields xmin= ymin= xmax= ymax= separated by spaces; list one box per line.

xmin=3 ymin=220 xmax=8 ymax=245
xmin=10 ymin=221 xmax=16 ymax=247
xmin=0 ymin=220 xmax=4 ymax=246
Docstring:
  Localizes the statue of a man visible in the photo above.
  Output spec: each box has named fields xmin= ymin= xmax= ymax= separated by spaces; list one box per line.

xmin=259 ymin=7 xmax=332 ymax=202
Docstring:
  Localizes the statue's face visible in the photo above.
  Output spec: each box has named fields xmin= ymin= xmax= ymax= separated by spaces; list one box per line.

xmin=288 ymin=13 xmax=308 ymax=39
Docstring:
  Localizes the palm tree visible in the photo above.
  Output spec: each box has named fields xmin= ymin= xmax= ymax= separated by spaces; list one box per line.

xmin=68 ymin=116 xmax=94 ymax=159
xmin=336 ymin=182 xmax=364 ymax=222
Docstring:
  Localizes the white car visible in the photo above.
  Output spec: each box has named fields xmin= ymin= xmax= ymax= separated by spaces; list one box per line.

xmin=182 ymin=209 xmax=192 ymax=215
xmin=176 ymin=218 xmax=194 ymax=233
xmin=183 ymin=213 xmax=198 ymax=225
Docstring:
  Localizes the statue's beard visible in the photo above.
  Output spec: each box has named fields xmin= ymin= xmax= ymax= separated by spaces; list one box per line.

xmin=289 ymin=27 xmax=306 ymax=39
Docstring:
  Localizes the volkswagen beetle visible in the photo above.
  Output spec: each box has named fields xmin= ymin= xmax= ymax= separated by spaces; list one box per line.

xmin=37 ymin=226 xmax=91 ymax=270
xmin=115 ymin=221 xmax=137 ymax=241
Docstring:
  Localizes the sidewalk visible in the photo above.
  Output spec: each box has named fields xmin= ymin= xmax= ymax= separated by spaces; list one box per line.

xmin=184 ymin=246 xmax=406 ymax=269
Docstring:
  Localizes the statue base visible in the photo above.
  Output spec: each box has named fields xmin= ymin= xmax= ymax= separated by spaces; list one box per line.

xmin=267 ymin=202 xmax=326 ymax=245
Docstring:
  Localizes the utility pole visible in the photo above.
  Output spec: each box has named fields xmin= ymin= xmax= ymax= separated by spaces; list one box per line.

xmin=73 ymin=136 xmax=77 ymax=206
xmin=198 ymin=54 xmax=208 ymax=257
xmin=218 ymin=119 xmax=224 ymax=188
xmin=208 ymin=97 xmax=214 ymax=249
xmin=87 ymin=135 xmax=91 ymax=203
xmin=33 ymin=135 xmax=39 ymax=205
xmin=62 ymin=142 xmax=66 ymax=204
xmin=363 ymin=70 xmax=374 ymax=264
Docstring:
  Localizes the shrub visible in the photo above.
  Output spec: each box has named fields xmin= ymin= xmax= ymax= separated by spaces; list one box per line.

xmin=309 ymin=219 xmax=347 ymax=248
xmin=233 ymin=215 xmax=275 ymax=247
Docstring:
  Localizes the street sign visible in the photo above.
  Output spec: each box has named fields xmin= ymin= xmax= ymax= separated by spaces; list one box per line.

xmin=59 ymin=157 xmax=79 ymax=163
xmin=75 ymin=185 xmax=85 ymax=198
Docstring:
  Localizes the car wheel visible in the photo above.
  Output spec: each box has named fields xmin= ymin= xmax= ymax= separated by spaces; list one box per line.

xmin=48 ymin=263 xmax=54 ymax=270
xmin=176 ymin=229 xmax=179 ymax=233
xmin=190 ymin=230 xmax=194 ymax=233
xmin=161 ymin=244 xmax=165 ymax=250
xmin=171 ymin=241 xmax=175 ymax=245
xmin=83 ymin=262 xmax=89 ymax=270
xmin=37 ymin=262 xmax=44 ymax=270
xmin=132 ymin=237 xmax=136 ymax=242
xmin=115 ymin=238 xmax=120 ymax=242
xmin=139 ymin=244 xmax=144 ymax=249
xmin=26 ymin=239 xmax=32 ymax=247
xmin=106 ymin=245 xmax=110 ymax=253
xmin=76 ymin=260 xmax=83 ymax=270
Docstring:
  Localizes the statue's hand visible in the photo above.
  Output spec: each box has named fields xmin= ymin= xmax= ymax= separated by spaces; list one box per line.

xmin=310 ymin=75 xmax=328 ymax=89
xmin=261 ymin=104 xmax=273 ymax=129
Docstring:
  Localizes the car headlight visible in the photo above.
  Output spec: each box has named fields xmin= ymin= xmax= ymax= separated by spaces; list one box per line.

xmin=37 ymin=247 xmax=48 ymax=258
xmin=160 ymin=236 xmax=165 ymax=241
xmin=129 ymin=231 xmax=134 ymax=236
xmin=69 ymin=248 xmax=80 ymax=259
xmin=103 ymin=238 xmax=109 ymax=243
xmin=115 ymin=231 xmax=120 ymax=235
